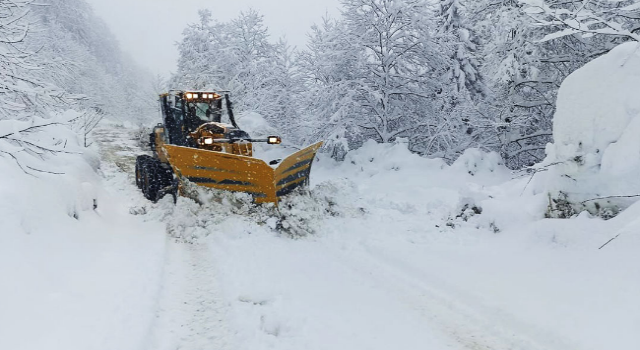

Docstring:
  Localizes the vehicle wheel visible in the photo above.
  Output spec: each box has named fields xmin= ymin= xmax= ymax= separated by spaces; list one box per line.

xmin=156 ymin=166 xmax=176 ymax=202
xmin=135 ymin=155 xmax=155 ymax=189
xmin=159 ymin=167 xmax=174 ymax=189
xmin=135 ymin=157 xmax=144 ymax=189
xmin=142 ymin=161 xmax=160 ymax=202
xmin=140 ymin=163 xmax=149 ymax=197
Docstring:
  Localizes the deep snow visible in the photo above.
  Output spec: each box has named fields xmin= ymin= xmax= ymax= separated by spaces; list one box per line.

xmin=537 ymin=41 xmax=640 ymax=205
xmin=3 ymin=44 xmax=640 ymax=350
xmin=34 ymin=120 xmax=639 ymax=350
xmin=3 ymin=118 xmax=640 ymax=350
xmin=0 ymin=122 xmax=166 ymax=350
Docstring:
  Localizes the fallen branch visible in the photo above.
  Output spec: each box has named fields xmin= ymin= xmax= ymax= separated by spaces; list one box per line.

xmin=7 ymin=137 xmax=78 ymax=154
xmin=0 ymin=149 xmax=36 ymax=177
xmin=581 ymin=194 xmax=640 ymax=205
xmin=599 ymin=216 xmax=640 ymax=250
xmin=0 ymin=121 xmax=62 ymax=139
xmin=26 ymin=165 xmax=64 ymax=175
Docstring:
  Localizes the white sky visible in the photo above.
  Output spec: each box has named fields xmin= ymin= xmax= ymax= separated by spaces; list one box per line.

xmin=85 ymin=0 xmax=342 ymax=77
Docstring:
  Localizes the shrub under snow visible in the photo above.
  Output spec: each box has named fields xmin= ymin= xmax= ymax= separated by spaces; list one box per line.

xmin=0 ymin=111 xmax=101 ymax=227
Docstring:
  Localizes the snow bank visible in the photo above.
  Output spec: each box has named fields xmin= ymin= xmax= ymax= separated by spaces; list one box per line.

xmin=0 ymin=119 xmax=166 ymax=350
xmin=538 ymin=42 xmax=640 ymax=209
xmin=328 ymin=139 xmax=510 ymax=184
xmin=450 ymin=147 xmax=510 ymax=180
xmin=237 ymin=111 xmax=277 ymax=137
xmin=342 ymin=138 xmax=447 ymax=175
xmin=234 ymin=112 xmax=297 ymax=164
xmin=0 ymin=112 xmax=98 ymax=222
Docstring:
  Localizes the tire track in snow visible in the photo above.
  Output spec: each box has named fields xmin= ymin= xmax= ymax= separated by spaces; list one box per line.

xmin=145 ymin=239 xmax=230 ymax=350
xmin=321 ymin=242 xmax=582 ymax=350
xmin=95 ymin=124 xmax=230 ymax=350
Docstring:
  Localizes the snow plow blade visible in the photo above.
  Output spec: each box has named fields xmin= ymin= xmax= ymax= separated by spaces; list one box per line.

xmin=163 ymin=142 xmax=323 ymax=204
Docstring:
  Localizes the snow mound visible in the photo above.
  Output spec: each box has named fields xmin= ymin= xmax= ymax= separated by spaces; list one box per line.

xmin=534 ymin=42 xmax=640 ymax=216
xmin=336 ymin=139 xmax=510 ymax=183
xmin=153 ymin=177 xmax=366 ymax=240
xmin=0 ymin=111 xmax=100 ymax=222
xmin=552 ymin=42 xmax=640 ymax=172
xmin=235 ymin=112 xmax=296 ymax=164
xmin=343 ymin=138 xmax=447 ymax=176
xmin=450 ymin=148 xmax=510 ymax=178
xmin=1 ymin=120 xmax=166 ymax=350
xmin=237 ymin=111 xmax=277 ymax=137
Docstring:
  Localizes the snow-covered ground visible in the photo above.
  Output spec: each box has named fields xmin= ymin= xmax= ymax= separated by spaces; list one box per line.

xmin=146 ymin=133 xmax=640 ymax=350
xmin=0 ymin=123 xmax=166 ymax=350
xmin=3 ymin=44 xmax=640 ymax=350
xmin=5 ymin=120 xmax=638 ymax=350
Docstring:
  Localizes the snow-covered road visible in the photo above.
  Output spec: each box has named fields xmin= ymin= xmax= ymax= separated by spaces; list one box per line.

xmin=93 ymin=126 xmax=232 ymax=350
xmin=146 ymin=238 xmax=230 ymax=350
xmin=102 ymin=124 xmax=640 ymax=350
xmin=4 ymin=123 xmax=638 ymax=350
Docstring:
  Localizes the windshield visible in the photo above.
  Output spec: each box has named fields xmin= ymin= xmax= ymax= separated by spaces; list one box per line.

xmin=187 ymin=101 xmax=220 ymax=121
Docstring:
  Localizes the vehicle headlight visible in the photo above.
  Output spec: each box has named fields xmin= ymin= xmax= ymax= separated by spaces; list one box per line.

xmin=203 ymin=137 xmax=214 ymax=145
xmin=267 ymin=136 xmax=281 ymax=145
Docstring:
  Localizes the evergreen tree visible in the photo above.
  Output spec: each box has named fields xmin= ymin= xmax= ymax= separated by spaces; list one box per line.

xmin=439 ymin=0 xmax=484 ymax=97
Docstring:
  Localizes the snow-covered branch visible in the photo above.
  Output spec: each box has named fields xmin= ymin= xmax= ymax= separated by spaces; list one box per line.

xmin=521 ymin=0 xmax=640 ymax=42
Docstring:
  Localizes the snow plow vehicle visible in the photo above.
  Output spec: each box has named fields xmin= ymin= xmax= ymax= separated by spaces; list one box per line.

xmin=135 ymin=90 xmax=322 ymax=204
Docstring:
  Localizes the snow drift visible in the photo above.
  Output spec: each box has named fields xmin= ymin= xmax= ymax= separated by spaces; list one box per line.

xmin=536 ymin=41 xmax=640 ymax=214
xmin=0 ymin=119 xmax=166 ymax=350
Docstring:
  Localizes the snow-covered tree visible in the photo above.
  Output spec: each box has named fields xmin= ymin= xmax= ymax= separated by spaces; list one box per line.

xmin=438 ymin=0 xmax=484 ymax=97
xmin=459 ymin=0 xmax=557 ymax=168
xmin=297 ymin=1 xmax=480 ymax=159
xmin=172 ymin=9 xmax=305 ymax=136
xmin=297 ymin=17 xmax=364 ymax=158
xmin=253 ymin=39 xmax=306 ymax=138
xmin=0 ymin=0 xmax=75 ymax=121
xmin=458 ymin=0 xmax=640 ymax=168
xmin=340 ymin=0 xmax=449 ymax=145
xmin=174 ymin=9 xmax=221 ymax=90
xmin=522 ymin=0 xmax=640 ymax=43
xmin=0 ymin=0 xmax=80 ymax=173
xmin=29 ymin=0 xmax=157 ymax=124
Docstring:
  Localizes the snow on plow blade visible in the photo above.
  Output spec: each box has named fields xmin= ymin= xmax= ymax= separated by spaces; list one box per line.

xmin=163 ymin=142 xmax=323 ymax=204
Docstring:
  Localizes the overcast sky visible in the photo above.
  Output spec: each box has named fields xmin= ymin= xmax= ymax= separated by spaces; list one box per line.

xmin=84 ymin=0 xmax=341 ymax=77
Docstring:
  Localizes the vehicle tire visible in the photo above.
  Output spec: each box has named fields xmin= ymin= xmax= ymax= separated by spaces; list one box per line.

xmin=142 ymin=160 xmax=160 ymax=202
xmin=159 ymin=166 xmax=174 ymax=189
xmin=157 ymin=166 xmax=176 ymax=201
xmin=135 ymin=156 xmax=145 ymax=189
xmin=135 ymin=155 xmax=155 ymax=190
xmin=140 ymin=162 xmax=149 ymax=197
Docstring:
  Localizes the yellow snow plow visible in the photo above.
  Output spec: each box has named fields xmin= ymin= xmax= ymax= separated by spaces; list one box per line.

xmin=162 ymin=142 xmax=322 ymax=204
xmin=134 ymin=90 xmax=322 ymax=205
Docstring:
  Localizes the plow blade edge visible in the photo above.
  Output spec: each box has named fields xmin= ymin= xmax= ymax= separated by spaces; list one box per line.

xmin=163 ymin=142 xmax=323 ymax=204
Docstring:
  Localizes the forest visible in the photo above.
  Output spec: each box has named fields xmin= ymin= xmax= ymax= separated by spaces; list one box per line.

xmin=171 ymin=0 xmax=640 ymax=169
xmin=2 ymin=0 xmax=639 ymax=170
xmin=0 ymin=0 xmax=155 ymax=172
